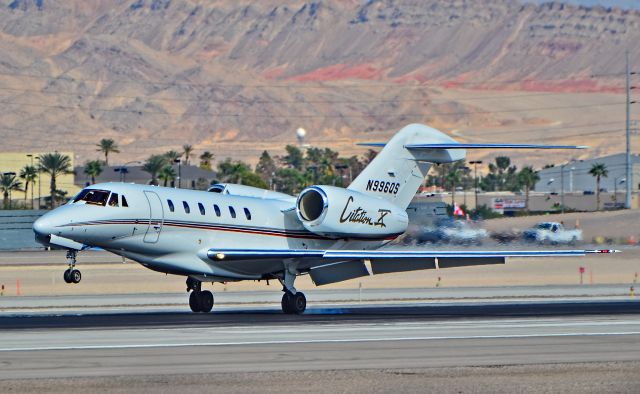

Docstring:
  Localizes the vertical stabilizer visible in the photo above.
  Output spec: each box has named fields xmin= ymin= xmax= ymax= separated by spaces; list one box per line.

xmin=348 ymin=124 xmax=465 ymax=209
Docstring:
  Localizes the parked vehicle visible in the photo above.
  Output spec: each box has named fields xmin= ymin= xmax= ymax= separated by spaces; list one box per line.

xmin=522 ymin=222 xmax=582 ymax=245
xmin=401 ymin=219 xmax=487 ymax=246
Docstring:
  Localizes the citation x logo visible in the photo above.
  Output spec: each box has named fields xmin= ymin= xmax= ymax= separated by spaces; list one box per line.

xmin=339 ymin=196 xmax=390 ymax=228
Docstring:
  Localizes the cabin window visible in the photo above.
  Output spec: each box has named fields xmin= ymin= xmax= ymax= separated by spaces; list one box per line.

xmin=183 ymin=201 xmax=190 ymax=214
xmin=198 ymin=202 xmax=206 ymax=215
xmin=214 ymin=204 xmax=221 ymax=217
xmin=167 ymin=199 xmax=174 ymax=212
xmin=108 ymin=193 xmax=119 ymax=207
xmin=121 ymin=195 xmax=129 ymax=207
xmin=78 ymin=189 xmax=110 ymax=206
xmin=244 ymin=208 xmax=251 ymax=220
xmin=229 ymin=206 xmax=236 ymax=219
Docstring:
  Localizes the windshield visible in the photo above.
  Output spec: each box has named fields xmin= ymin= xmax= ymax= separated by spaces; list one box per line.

xmin=536 ymin=223 xmax=553 ymax=230
xmin=76 ymin=189 xmax=111 ymax=206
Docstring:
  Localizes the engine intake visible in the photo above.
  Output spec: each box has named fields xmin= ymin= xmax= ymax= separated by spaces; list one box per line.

xmin=297 ymin=187 xmax=327 ymax=222
xmin=296 ymin=186 xmax=408 ymax=239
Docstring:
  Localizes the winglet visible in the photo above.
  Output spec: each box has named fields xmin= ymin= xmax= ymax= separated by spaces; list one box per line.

xmin=585 ymin=249 xmax=621 ymax=254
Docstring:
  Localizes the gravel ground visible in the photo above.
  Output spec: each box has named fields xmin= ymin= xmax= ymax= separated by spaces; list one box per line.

xmin=2 ymin=362 xmax=639 ymax=393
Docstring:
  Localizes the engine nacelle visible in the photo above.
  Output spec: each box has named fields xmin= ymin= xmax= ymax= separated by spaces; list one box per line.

xmin=296 ymin=186 xmax=408 ymax=239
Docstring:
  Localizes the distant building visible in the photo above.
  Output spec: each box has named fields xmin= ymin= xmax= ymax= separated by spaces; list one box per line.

xmin=535 ymin=153 xmax=640 ymax=193
xmin=0 ymin=152 xmax=80 ymax=205
xmin=74 ymin=164 xmax=217 ymax=190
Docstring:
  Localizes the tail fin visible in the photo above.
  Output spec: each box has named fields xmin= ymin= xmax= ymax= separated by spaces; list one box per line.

xmin=348 ymin=124 xmax=464 ymax=209
xmin=349 ymin=123 xmax=587 ymax=209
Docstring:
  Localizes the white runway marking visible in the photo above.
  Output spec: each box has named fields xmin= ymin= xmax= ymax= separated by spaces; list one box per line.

xmin=1 ymin=331 xmax=639 ymax=352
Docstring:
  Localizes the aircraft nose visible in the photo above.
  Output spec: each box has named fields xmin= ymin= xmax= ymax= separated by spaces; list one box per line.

xmin=33 ymin=216 xmax=54 ymax=236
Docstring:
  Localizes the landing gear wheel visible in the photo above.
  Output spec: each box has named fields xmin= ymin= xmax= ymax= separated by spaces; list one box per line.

xmin=281 ymin=292 xmax=294 ymax=314
xmin=189 ymin=291 xmax=202 ymax=313
xmin=291 ymin=292 xmax=306 ymax=314
xmin=63 ymin=269 xmax=72 ymax=284
xmin=281 ymin=292 xmax=306 ymax=315
xmin=63 ymin=250 xmax=79 ymax=284
xmin=199 ymin=290 xmax=214 ymax=313
xmin=70 ymin=269 xmax=81 ymax=284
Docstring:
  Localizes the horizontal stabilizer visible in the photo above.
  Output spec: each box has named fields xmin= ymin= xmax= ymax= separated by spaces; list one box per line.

xmin=358 ymin=143 xmax=588 ymax=150
xmin=405 ymin=143 xmax=588 ymax=150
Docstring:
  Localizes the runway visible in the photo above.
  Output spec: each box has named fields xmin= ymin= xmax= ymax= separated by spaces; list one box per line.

xmin=1 ymin=300 xmax=640 ymax=391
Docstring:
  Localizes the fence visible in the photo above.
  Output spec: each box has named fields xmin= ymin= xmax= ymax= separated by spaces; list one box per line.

xmin=0 ymin=210 xmax=47 ymax=250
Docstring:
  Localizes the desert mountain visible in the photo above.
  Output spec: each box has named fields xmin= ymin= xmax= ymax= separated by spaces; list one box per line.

xmin=0 ymin=0 xmax=638 ymax=166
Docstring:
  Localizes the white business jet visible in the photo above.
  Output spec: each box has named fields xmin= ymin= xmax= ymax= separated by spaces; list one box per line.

xmin=33 ymin=124 xmax=615 ymax=314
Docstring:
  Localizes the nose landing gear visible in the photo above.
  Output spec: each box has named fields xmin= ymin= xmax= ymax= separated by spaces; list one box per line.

xmin=186 ymin=277 xmax=214 ymax=313
xmin=62 ymin=250 xmax=81 ymax=284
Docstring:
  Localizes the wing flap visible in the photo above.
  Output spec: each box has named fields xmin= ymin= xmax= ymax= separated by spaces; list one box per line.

xmin=309 ymin=260 xmax=369 ymax=286
xmin=370 ymin=257 xmax=436 ymax=274
xmin=438 ymin=257 xmax=505 ymax=268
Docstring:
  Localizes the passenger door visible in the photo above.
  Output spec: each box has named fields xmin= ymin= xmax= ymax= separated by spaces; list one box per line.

xmin=143 ymin=191 xmax=164 ymax=243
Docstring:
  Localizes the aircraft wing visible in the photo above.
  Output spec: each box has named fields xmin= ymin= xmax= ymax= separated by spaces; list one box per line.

xmin=207 ymin=248 xmax=617 ymax=286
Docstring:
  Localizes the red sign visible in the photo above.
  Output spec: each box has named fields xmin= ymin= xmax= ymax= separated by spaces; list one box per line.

xmin=579 ymin=266 xmax=585 ymax=274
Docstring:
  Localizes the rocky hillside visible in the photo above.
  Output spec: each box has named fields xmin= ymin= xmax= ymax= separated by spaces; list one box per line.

xmin=0 ymin=0 xmax=638 ymax=164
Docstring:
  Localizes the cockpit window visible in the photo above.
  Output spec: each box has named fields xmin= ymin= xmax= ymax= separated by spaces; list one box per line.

xmin=78 ymin=189 xmax=111 ymax=206
xmin=72 ymin=189 xmax=91 ymax=202
xmin=122 ymin=195 xmax=129 ymax=207
xmin=183 ymin=201 xmax=190 ymax=214
xmin=108 ymin=193 xmax=119 ymax=207
xmin=198 ymin=203 xmax=206 ymax=215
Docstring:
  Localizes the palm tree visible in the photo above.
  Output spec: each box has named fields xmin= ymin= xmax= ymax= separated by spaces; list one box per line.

xmin=589 ymin=163 xmax=608 ymax=211
xmin=142 ymin=155 xmax=167 ymax=185
xmin=446 ymin=166 xmax=462 ymax=207
xmin=199 ymin=151 xmax=214 ymax=170
xmin=164 ymin=150 xmax=182 ymax=163
xmin=84 ymin=160 xmax=103 ymax=185
xmin=158 ymin=165 xmax=176 ymax=187
xmin=183 ymin=145 xmax=193 ymax=166
xmin=0 ymin=173 xmax=22 ymax=209
xmin=19 ymin=165 xmax=38 ymax=209
xmin=517 ymin=166 xmax=540 ymax=212
xmin=38 ymin=153 xmax=73 ymax=209
xmin=96 ymin=139 xmax=120 ymax=166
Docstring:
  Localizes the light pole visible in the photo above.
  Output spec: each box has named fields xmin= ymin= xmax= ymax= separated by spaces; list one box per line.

xmin=174 ymin=159 xmax=182 ymax=188
xmin=4 ymin=172 xmax=16 ymax=208
xmin=36 ymin=156 xmax=41 ymax=209
xmin=26 ymin=154 xmax=34 ymax=209
xmin=469 ymin=160 xmax=482 ymax=210
xmin=569 ymin=166 xmax=575 ymax=192
xmin=560 ymin=164 xmax=565 ymax=214
xmin=614 ymin=177 xmax=626 ymax=208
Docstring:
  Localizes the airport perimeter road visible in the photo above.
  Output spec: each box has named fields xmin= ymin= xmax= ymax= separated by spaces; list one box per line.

xmin=1 ymin=302 xmax=640 ymax=393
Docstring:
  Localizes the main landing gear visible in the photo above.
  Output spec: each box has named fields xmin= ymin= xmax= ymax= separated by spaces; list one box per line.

xmin=279 ymin=262 xmax=307 ymax=315
xmin=187 ymin=277 xmax=214 ymax=313
xmin=63 ymin=250 xmax=81 ymax=284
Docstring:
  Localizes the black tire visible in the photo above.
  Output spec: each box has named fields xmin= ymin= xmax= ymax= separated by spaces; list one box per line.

xmin=189 ymin=291 xmax=202 ymax=313
xmin=63 ymin=269 xmax=72 ymax=284
xmin=291 ymin=292 xmax=307 ymax=315
xmin=281 ymin=292 xmax=294 ymax=314
xmin=199 ymin=290 xmax=214 ymax=313
xmin=70 ymin=269 xmax=81 ymax=284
